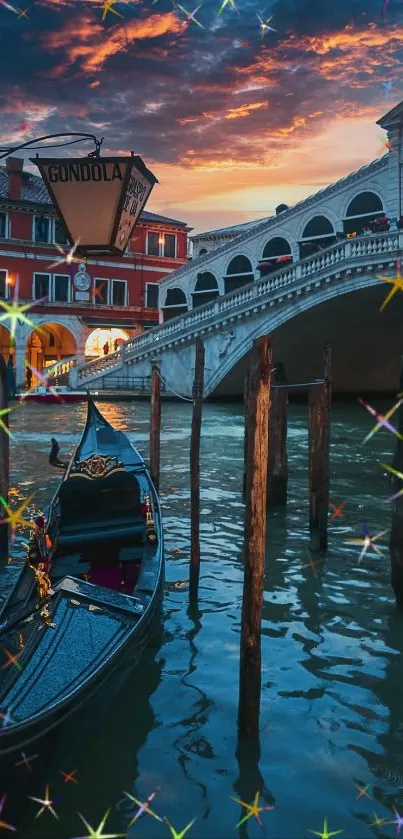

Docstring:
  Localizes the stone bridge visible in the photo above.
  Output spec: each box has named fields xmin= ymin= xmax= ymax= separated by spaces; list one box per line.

xmin=70 ymin=231 xmax=403 ymax=398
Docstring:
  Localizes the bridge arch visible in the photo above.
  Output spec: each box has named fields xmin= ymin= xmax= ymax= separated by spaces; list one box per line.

xmin=192 ymin=271 xmax=219 ymax=309
xmin=299 ymin=214 xmax=336 ymax=259
xmin=205 ymin=273 xmax=383 ymax=395
xmin=162 ymin=287 xmax=188 ymax=322
xmin=342 ymin=190 xmax=385 ymax=235
xmin=258 ymin=236 xmax=293 ymax=275
xmin=85 ymin=327 xmax=130 ymax=358
xmin=223 ymin=254 xmax=254 ymax=295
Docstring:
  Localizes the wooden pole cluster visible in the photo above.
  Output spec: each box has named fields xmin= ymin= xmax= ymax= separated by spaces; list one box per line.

xmin=389 ymin=356 xmax=403 ymax=606
xmin=150 ymin=365 xmax=161 ymax=492
xmin=0 ymin=355 xmax=9 ymax=565
xmin=308 ymin=344 xmax=332 ymax=552
xmin=238 ymin=336 xmax=272 ymax=737
xmin=267 ymin=361 xmax=288 ymax=507
xmin=189 ymin=338 xmax=205 ymax=605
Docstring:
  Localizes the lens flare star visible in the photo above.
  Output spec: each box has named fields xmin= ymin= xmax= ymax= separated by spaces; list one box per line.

xmin=100 ymin=0 xmax=124 ymax=21
xmin=382 ymin=463 xmax=403 ymax=501
xmin=0 ymin=280 xmax=46 ymax=340
xmin=125 ymin=787 xmax=162 ymax=827
xmin=257 ymin=13 xmax=276 ymax=40
xmin=0 ymin=493 xmax=36 ymax=544
xmin=390 ymin=807 xmax=403 ymax=835
xmin=0 ymin=795 xmax=16 ymax=833
xmin=0 ymin=407 xmax=14 ymax=440
xmin=0 ymin=708 xmax=14 ymax=728
xmin=25 ymin=365 xmax=64 ymax=402
xmin=15 ymin=752 xmax=39 ymax=771
xmin=330 ymin=501 xmax=346 ymax=521
xmin=47 ymin=239 xmax=81 ymax=270
xmin=216 ymin=0 xmax=238 ymax=16
xmin=174 ymin=1 xmax=204 ymax=27
xmin=232 ymin=791 xmax=275 ymax=828
xmin=308 ymin=818 xmax=344 ymax=839
xmin=73 ymin=810 xmax=125 ymax=838
xmin=358 ymin=397 xmax=403 ymax=444
xmin=1 ymin=646 xmax=23 ymax=671
xmin=376 ymin=262 xmax=403 ymax=311
xmin=302 ymin=550 xmax=323 ymax=577
xmin=346 ymin=524 xmax=388 ymax=564
xmin=164 ymin=818 xmax=196 ymax=839
xmin=370 ymin=812 xmax=388 ymax=827
xmin=354 ymin=783 xmax=372 ymax=800
xmin=60 ymin=769 xmax=79 ymax=784
xmin=29 ymin=785 xmax=59 ymax=820
xmin=0 ymin=0 xmax=28 ymax=18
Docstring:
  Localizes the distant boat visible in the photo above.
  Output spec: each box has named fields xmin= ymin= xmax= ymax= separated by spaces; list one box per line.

xmin=16 ymin=385 xmax=87 ymax=404
xmin=0 ymin=396 xmax=164 ymax=756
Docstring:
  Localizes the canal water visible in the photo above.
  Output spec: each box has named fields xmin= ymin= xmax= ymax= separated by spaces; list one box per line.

xmin=1 ymin=398 xmax=403 ymax=839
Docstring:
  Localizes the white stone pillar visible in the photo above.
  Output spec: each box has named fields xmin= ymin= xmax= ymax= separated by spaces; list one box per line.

xmin=14 ymin=342 xmax=26 ymax=388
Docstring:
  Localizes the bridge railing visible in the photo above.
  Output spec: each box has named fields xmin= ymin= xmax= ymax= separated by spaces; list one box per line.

xmin=75 ymin=230 xmax=401 ymax=383
xmin=90 ymin=376 xmax=166 ymax=392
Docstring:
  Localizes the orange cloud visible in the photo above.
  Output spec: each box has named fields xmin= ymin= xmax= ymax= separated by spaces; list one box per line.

xmin=224 ymin=100 xmax=268 ymax=119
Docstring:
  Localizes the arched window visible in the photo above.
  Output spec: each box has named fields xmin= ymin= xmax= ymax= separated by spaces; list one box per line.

xmin=224 ymin=255 xmax=254 ymax=295
xmin=192 ymin=272 xmax=219 ymax=309
xmin=199 ymin=248 xmax=207 ymax=256
xmin=162 ymin=287 xmax=188 ymax=322
xmin=299 ymin=215 xmax=336 ymax=259
xmin=262 ymin=237 xmax=292 ymax=259
xmin=343 ymin=191 xmax=384 ymax=235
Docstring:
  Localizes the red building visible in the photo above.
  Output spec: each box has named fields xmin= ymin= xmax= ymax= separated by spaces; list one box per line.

xmin=0 ymin=157 xmax=191 ymax=387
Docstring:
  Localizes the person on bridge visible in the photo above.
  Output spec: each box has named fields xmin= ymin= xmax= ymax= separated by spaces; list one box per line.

xmin=103 ymin=341 xmax=109 ymax=356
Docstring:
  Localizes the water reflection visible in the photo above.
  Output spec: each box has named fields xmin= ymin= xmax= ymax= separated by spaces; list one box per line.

xmin=1 ymin=398 xmax=403 ymax=838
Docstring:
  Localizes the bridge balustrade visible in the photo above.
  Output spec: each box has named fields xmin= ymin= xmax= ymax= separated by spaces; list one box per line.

xmin=74 ymin=231 xmax=402 ymax=384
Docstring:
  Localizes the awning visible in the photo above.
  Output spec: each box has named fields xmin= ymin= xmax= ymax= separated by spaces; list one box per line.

xmin=81 ymin=318 xmax=139 ymax=328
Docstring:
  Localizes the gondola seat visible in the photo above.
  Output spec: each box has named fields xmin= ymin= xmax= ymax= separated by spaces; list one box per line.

xmin=57 ymin=514 xmax=145 ymax=548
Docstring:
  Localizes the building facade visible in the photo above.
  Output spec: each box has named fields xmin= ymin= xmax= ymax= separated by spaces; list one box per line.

xmin=158 ymin=102 xmax=402 ymax=322
xmin=0 ymin=157 xmax=191 ymax=386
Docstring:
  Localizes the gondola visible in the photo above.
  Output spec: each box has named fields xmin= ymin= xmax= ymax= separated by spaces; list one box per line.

xmin=0 ymin=397 xmax=164 ymax=756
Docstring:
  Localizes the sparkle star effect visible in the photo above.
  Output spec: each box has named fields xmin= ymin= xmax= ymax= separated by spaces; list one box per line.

xmin=29 ymin=784 xmax=59 ymax=820
xmin=330 ymin=501 xmax=346 ymax=521
xmin=390 ymin=807 xmax=403 ymax=835
xmin=231 ymin=791 xmax=275 ymax=828
xmin=0 ymin=407 xmax=14 ymax=441
xmin=100 ymin=0 xmax=124 ymax=20
xmin=0 ymin=494 xmax=35 ymax=544
xmin=164 ymin=817 xmax=196 ymax=839
xmin=257 ymin=13 xmax=276 ymax=40
xmin=381 ymin=463 xmax=403 ymax=501
xmin=25 ymin=364 xmax=64 ymax=402
xmin=346 ymin=524 xmax=388 ymax=563
xmin=73 ymin=809 xmax=126 ymax=838
xmin=1 ymin=646 xmax=23 ymax=671
xmin=15 ymin=751 xmax=39 ymax=771
xmin=174 ymin=1 xmax=204 ymax=27
xmin=370 ymin=812 xmax=388 ymax=827
xmin=0 ymin=0 xmax=28 ymax=17
xmin=60 ymin=769 xmax=78 ymax=784
xmin=216 ymin=0 xmax=238 ymax=16
xmin=0 ymin=708 xmax=14 ymax=728
xmin=0 ymin=280 xmax=46 ymax=340
xmin=47 ymin=239 xmax=81 ymax=270
xmin=376 ymin=262 xmax=403 ymax=311
xmin=125 ymin=787 xmax=162 ymax=827
xmin=359 ymin=397 xmax=403 ymax=444
xmin=354 ymin=783 xmax=372 ymax=800
xmin=0 ymin=795 xmax=16 ymax=833
xmin=302 ymin=549 xmax=323 ymax=577
xmin=308 ymin=817 xmax=344 ymax=839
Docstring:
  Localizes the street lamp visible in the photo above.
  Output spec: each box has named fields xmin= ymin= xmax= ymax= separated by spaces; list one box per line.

xmin=0 ymin=133 xmax=158 ymax=257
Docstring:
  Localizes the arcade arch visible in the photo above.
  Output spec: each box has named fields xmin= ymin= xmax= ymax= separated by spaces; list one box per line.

xmin=343 ymin=191 xmax=384 ymax=235
xmin=223 ymin=255 xmax=254 ymax=295
xmin=162 ymin=287 xmax=188 ymax=322
xmin=0 ymin=326 xmax=14 ymax=363
xmin=258 ymin=237 xmax=293 ymax=275
xmin=85 ymin=327 xmax=130 ymax=358
xmin=25 ymin=323 xmax=77 ymax=384
xmin=192 ymin=272 xmax=219 ymax=309
xmin=299 ymin=215 xmax=336 ymax=259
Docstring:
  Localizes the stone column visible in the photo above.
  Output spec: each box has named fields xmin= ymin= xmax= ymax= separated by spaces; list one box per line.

xmin=14 ymin=341 xmax=26 ymax=388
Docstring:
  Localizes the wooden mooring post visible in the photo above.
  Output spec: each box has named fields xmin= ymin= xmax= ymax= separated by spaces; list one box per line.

xmin=242 ymin=368 xmax=250 ymax=502
xmin=389 ymin=356 xmax=403 ymax=606
xmin=267 ymin=361 xmax=288 ymax=507
xmin=308 ymin=344 xmax=332 ymax=552
xmin=238 ymin=336 xmax=272 ymax=737
xmin=150 ymin=365 xmax=161 ymax=492
xmin=189 ymin=338 xmax=205 ymax=605
xmin=0 ymin=356 xmax=9 ymax=564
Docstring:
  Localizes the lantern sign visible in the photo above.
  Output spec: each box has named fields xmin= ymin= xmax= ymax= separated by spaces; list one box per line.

xmin=31 ymin=155 xmax=158 ymax=256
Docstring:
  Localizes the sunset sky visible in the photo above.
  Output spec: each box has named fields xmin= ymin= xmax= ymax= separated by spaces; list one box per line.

xmin=0 ymin=0 xmax=401 ymax=234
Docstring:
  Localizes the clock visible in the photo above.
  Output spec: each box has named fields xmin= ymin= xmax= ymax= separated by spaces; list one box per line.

xmin=73 ymin=264 xmax=91 ymax=292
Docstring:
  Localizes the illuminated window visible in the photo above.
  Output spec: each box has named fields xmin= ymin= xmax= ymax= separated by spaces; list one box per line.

xmin=147 ymin=231 xmax=177 ymax=257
